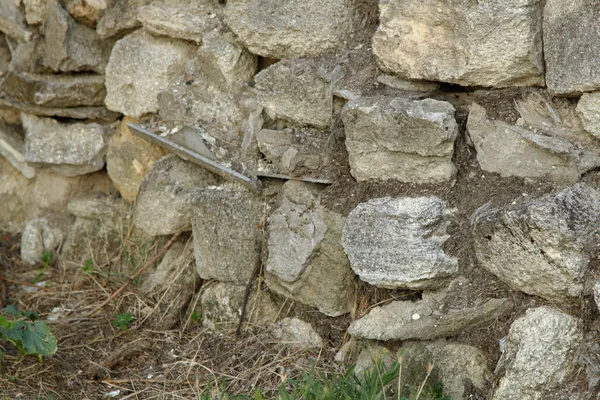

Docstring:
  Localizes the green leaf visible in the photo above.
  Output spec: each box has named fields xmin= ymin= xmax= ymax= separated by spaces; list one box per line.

xmin=2 ymin=304 xmax=20 ymax=317
xmin=18 ymin=320 xmax=57 ymax=356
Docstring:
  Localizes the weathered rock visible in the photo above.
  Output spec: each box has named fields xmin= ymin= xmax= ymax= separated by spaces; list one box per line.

xmin=473 ymin=184 xmax=600 ymax=303
xmin=576 ymin=92 xmax=600 ymax=139
xmin=23 ymin=0 xmax=46 ymax=25
xmin=0 ymin=123 xmax=35 ymax=179
xmin=43 ymin=0 xmax=113 ymax=73
xmin=105 ymin=30 xmax=196 ymax=118
xmin=141 ymin=239 xmax=197 ymax=328
xmin=373 ymin=0 xmax=544 ymax=88
xmin=254 ymin=60 xmax=332 ymax=129
xmin=200 ymin=282 xmax=279 ymax=332
xmin=96 ymin=0 xmax=152 ymax=39
xmin=22 ymin=113 xmax=107 ymax=176
xmin=0 ymin=33 xmax=10 ymax=74
xmin=106 ymin=118 xmax=166 ymax=202
xmin=544 ymin=0 xmax=600 ymax=95
xmin=138 ymin=1 xmax=223 ymax=43
xmin=0 ymin=1 xmax=33 ymax=43
xmin=224 ymin=0 xmax=356 ymax=59
xmin=342 ymin=196 xmax=457 ymax=289
xmin=64 ymin=0 xmax=103 ymax=27
xmin=595 ymin=282 xmax=600 ymax=313
xmin=0 ymin=156 xmax=36 ymax=232
xmin=133 ymin=154 xmax=219 ymax=236
xmin=265 ymin=181 xmax=354 ymax=317
xmin=353 ymin=343 xmax=395 ymax=378
xmin=271 ymin=318 xmax=323 ymax=349
xmin=348 ymin=296 xmax=512 ymax=341
xmin=20 ymin=217 xmax=69 ymax=265
xmin=341 ymin=97 xmax=457 ymax=183
xmin=467 ymin=92 xmax=600 ymax=182
xmin=0 ymin=97 xmax=120 ymax=122
xmin=375 ymin=75 xmax=440 ymax=93
xmin=192 ymin=184 xmax=263 ymax=284
xmin=1 ymin=71 xmax=106 ymax=108
xmin=398 ymin=340 xmax=491 ymax=400
xmin=6 ymin=36 xmax=48 ymax=74
xmin=492 ymin=306 xmax=582 ymax=400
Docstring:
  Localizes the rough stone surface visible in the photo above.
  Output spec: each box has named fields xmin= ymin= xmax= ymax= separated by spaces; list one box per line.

xmin=64 ymin=0 xmax=104 ymax=27
xmin=473 ymin=184 xmax=600 ymax=302
xmin=544 ymin=0 xmax=600 ymax=95
xmin=96 ymin=0 xmax=152 ymax=39
xmin=7 ymin=36 xmax=48 ymax=74
xmin=0 ymin=97 xmax=120 ymax=122
xmin=576 ymin=92 xmax=600 ymax=139
xmin=192 ymin=184 xmax=263 ymax=285
xmin=342 ymin=97 xmax=457 ymax=183
xmin=20 ymin=217 xmax=68 ymax=265
xmin=133 ymin=154 xmax=219 ymax=236
xmin=0 ymin=0 xmax=33 ymax=42
xmin=595 ymin=282 xmax=600 ymax=313
xmin=398 ymin=341 xmax=491 ymax=400
xmin=138 ymin=1 xmax=223 ymax=42
xmin=43 ymin=0 xmax=113 ymax=73
xmin=0 ymin=123 xmax=35 ymax=179
xmin=0 ymin=156 xmax=36 ymax=232
xmin=1 ymin=71 xmax=106 ymax=108
xmin=265 ymin=181 xmax=354 ymax=317
xmin=22 ymin=113 xmax=107 ymax=176
xmin=106 ymin=118 xmax=166 ymax=203
xmin=104 ymin=30 xmax=196 ymax=118
xmin=271 ymin=318 xmax=323 ymax=349
xmin=23 ymin=0 xmax=46 ymax=25
xmin=492 ymin=307 xmax=582 ymax=400
xmin=373 ymin=0 xmax=544 ymax=88
xmin=224 ymin=0 xmax=356 ymax=59
xmin=342 ymin=196 xmax=457 ymax=289
xmin=348 ymin=297 xmax=512 ymax=341
xmin=254 ymin=60 xmax=332 ymax=128
xmin=353 ymin=343 xmax=394 ymax=378
xmin=467 ymin=92 xmax=600 ymax=182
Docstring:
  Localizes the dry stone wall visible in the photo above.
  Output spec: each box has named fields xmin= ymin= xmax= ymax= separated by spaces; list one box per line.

xmin=1 ymin=0 xmax=600 ymax=398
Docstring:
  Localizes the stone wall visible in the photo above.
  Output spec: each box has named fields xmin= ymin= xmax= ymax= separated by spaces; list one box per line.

xmin=1 ymin=0 xmax=600 ymax=398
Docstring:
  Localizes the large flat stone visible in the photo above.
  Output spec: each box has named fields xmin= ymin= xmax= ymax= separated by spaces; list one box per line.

xmin=342 ymin=196 xmax=457 ymax=289
xmin=224 ymin=0 xmax=357 ymax=59
xmin=0 ymin=96 xmax=120 ymax=122
xmin=341 ymin=96 xmax=457 ymax=183
xmin=473 ymin=184 xmax=600 ymax=303
xmin=544 ymin=0 xmax=600 ymax=95
xmin=105 ymin=30 xmax=197 ymax=118
xmin=22 ymin=113 xmax=107 ymax=176
xmin=96 ymin=0 xmax=152 ymax=39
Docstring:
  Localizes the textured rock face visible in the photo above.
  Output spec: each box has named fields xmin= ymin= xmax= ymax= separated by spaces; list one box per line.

xmin=0 ymin=0 xmax=33 ymax=42
xmin=492 ymin=307 xmax=582 ymax=400
xmin=342 ymin=196 xmax=457 ymax=289
xmin=544 ymin=0 xmax=600 ymax=95
xmin=0 ymin=123 xmax=35 ymax=179
xmin=22 ymin=113 xmax=107 ymax=176
xmin=23 ymin=0 xmax=46 ymax=25
xmin=473 ymin=184 xmax=600 ymax=302
xmin=104 ymin=30 xmax=197 ymax=118
xmin=576 ymin=92 xmax=600 ymax=139
xmin=467 ymin=93 xmax=600 ymax=182
xmin=96 ymin=0 xmax=152 ymax=39
xmin=271 ymin=318 xmax=323 ymax=349
xmin=254 ymin=60 xmax=332 ymax=129
xmin=224 ymin=0 xmax=356 ymax=59
xmin=373 ymin=0 xmax=544 ymax=87
xmin=341 ymin=97 xmax=457 ymax=183
xmin=265 ymin=182 xmax=354 ymax=317
xmin=192 ymin=184 xmax=263 ymax=285
xmin=133 ymin=154 xmax=219 ymax=236
xmin=20 ymin=217 xmax=67 ymax=265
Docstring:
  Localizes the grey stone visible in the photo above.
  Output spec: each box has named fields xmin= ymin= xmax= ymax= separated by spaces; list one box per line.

xmin=7 ymin=36 xmax=48 ymax=74
xmin=133 ymin=154 xmax=219 ymax=236
xmin=106 ymin=118 xmax=166 ymax=203
xmin=473 ymin=184 xmax=600 ymax=303
xmin=576 ymin=92 xmax=600 ymax=139
xmin=354 ymin=343 xmax=395 ymax=379
xmin=0 ymin=33 xmax=10 ymax=74
xmin=467 ymin=92 xmax=600 ymax=182
xmin=138 ymin=1 xmax=223 ymax=43
xmin=265 ymin=181 xmax=354 ymax=317
xmin=373 ymin=0 xmax=543 ymax=88
xmin=0 ymin=71 xmax=106 ymax=108
xmin=348 ymin=297 xmax=512 ymax=341
xmin=22 ymin=113 xmax=107 ymax=176
xmin=544 ymin=0 xmax=600 ymax=95
xmin=341 ymin=97 xmax=457 ymax=183
xmin=254 ymin=59 xmax=332 ymax=129
xmin=271 ymin=317 xmax=323 ymax=349
xmin=492 ymin=306 xmax=582 ymax=400
xmin=0 ymin=123 xmax=35 ymax=179
xmin=67 ymin=192 xmax=126 ymax=219
xmin=375 ymin=75 xmax=440 ymax=93
xmin=192 ymin=184 xmax=263 ymax=284
xmin=96 ymin=0 xmax=152 ymax=39
xmin=224 ymin=0 xmax=357 ymax=59
xmin=20 ymin=217 xmax=68 ymax=265
xmin=0 ymin=155 xmax=36 ymax=232
xmin=104 ymin=30 xmax=197 ymax=118
xmin=595 ymin=282 xmax=600 ymax=313
xmin=0 ymin=1 xmax=33 ymax=43
xmin=342 ymin=196 xmax=457 ymax=289
xmin=23 ymin=0 xmax=46 ymax=25
xmin=398 ymin=340 xmax=491 ymax=400
xmin=64 ymin=0 xmax=104 ymax=27
xmin=43 ymin=0 xmax=113 ymax=73
xmin=0 ymin=97 xmax=120 ymax=122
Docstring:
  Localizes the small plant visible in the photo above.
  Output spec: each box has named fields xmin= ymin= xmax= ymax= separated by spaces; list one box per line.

xmin=191 ymin=310 xmax=203 ymax=323
xmin=112 ymin=312 xmax=133 ymax=330
xmin=0 ymin=305 xmax=57 ymax=359
xmin=33 ymin=252 xmax=53 ymax=284
xmin=81 ymin=259 xmax=93 ymax=274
